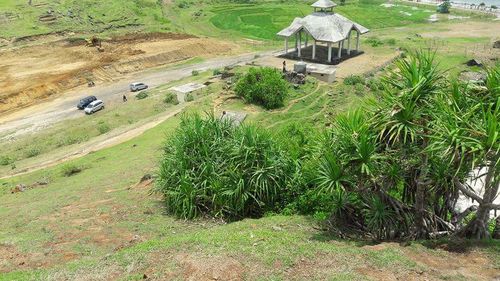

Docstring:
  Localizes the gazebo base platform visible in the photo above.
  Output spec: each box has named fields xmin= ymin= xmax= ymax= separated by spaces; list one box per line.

xmin=278 ymin=45 xmax=364 ymax=65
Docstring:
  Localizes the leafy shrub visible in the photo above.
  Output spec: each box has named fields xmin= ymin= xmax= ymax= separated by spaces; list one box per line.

xmin=25 ymin=147 xmax=41 ymax=158
xmin=367 ymin=78 xmax=383 ymax=91
xmin=185 ymin=93 xmax=194 ymax=102
xmin=97 ymin=121 xmax=111 ymax=134
xmin=213 ymin=69 xmax=222 ymax=76
xmin=155 ymin=113 xmax=293 ymax=219
xmin=365 ymin=37 xmax=383 ymax=47
xmin=0 ymin=155 xmax=12 ymax=166
xmin=385 ymin=38 xmax=396 ymax=45
xmin=61 ymin=164 xmax=83 ymax=177
xmin=343 ymin=75 xmax=365 ymax=86
xmin=135 ymin=91 xmax=149 ymax=100
xmin=164 ymin=92 xmax=179 ymax=105
xmin=191 ymin=70 xmax=199 ymax=76
xmin=234 ymin=67 xmax=288 ymax=109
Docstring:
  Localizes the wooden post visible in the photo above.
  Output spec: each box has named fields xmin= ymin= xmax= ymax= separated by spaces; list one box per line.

xmin=327 ymin=42 xmax=332 ymax=62
xmin=312 ymin=40 xmax=316 ymax=60
xmin=305 ymin=33 xmax=308 ymax=48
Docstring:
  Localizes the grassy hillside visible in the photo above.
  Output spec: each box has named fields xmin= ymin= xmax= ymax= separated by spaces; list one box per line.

xmin=0 ymin=0 xmax=171 ymax=38
xmin=1 ymin=0 xmax=490 ymax=41
xmin=0 ymin=69 xmax=498 ymax=279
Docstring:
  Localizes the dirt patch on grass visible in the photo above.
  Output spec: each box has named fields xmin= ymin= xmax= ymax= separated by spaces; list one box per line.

xmin=405 ymin=249 xmax=500 ymax=281
xmin=142 ymin=252 xmax=245 ymax=280
xmin=0 ymin=32 xmax=237 ymax=114
xmin=420 ymin=21 xmax=500 ymax=38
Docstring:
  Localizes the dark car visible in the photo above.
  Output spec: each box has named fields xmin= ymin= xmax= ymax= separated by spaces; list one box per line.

xmin=76 ymin=96 xmax=97 ymax=110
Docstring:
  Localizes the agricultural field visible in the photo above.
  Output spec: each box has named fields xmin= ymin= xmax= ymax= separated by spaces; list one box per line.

xmin=1 ymin=0 xmax=500 ymax=280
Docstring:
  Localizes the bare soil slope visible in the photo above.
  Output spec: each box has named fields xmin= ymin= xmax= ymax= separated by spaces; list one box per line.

xmin=0 ymin=33 xmax=237 ymax=114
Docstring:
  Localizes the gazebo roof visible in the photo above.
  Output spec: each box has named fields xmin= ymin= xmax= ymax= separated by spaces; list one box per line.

xmin=311 ymin=0 xmax=337 ymax=9
xmin=276 ymin=12 xmax=369 ymax=43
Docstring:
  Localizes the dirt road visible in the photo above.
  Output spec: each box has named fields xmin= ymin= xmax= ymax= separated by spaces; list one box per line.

xmin=0 ymin=50 xmax=275 ymax=140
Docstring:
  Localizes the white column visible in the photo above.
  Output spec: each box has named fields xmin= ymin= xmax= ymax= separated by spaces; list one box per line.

xmin=312 ymin=40 xmax=316 ymax=60
xmin=347 ymin=32 xmax=351 ymax=55
xmin=305 ymin=34 xmax=308 ymax=48
xmin=338 ymin=40 xmax=342 ymax=58
xmin=298 ymin=32 xmax=302 ymax=57
xmin=327 ymin=42 xmax=332 ymax=62
xmin=295 ymin=33 xmax=298 ymax=51
xmin=285 ymin=37 xmax=288 ymax=54
xmin=356 ymin=31 xmax=360 ymax=52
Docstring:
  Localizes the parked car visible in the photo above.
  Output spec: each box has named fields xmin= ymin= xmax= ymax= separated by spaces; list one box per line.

xmin=129 ymin=82 xmax=148 ymax=92
xmin=84 ymin=100 xmax=104 ymax=115
xmin=76 ymin=96 xmax=97 ymax=110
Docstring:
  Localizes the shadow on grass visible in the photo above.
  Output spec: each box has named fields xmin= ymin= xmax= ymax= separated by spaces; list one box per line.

xmin=306 ymin=215 xmax=500 ymax=253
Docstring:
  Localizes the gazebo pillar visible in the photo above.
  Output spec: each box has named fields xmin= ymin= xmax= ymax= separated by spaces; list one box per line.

xmin=327 ymin=42 xmax=332 ymax=62
xmin=305 ymin=34 xmax=308 ymax=48
xmin=284 ymin=37 xmax=289 ymax=54
xmin=338 ymin=40 xmax=342 ymax=58
xmin=347 ymin=31 xmax=351 ymax=55
xmin=356 ymin=31 xmax=360 ymax=52
xmin=298 ymin=32 xmax=302 ymax=57
xmin=312 ymin=40 xmax=316 ymax=60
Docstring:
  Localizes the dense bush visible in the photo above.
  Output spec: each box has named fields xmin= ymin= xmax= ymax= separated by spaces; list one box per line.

xmin=234 ymin=67 xmax=288 ymax=109
xmin=0 ymin=155 xmax=12 ymax=166
xmin=61 ymin=164 xmax=83 ymax=177
xmin=365 ymin=37 xmax=383 ymax=47
xmin=97 ymin=121 xmax=110 ymax=134
xmin=155 ymin=113 xmax=294 ymax=219
xmin=343 ymin=75 xmax=365 ymax=86
xmin=164 ymin=92 xmax=179 ymax=105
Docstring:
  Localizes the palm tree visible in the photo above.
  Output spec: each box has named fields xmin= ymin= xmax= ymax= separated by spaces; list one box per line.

xmin=430 ymin=66 xmax=500 ymax=238
xmin=372 ymin=50 xmax=445 ymax=238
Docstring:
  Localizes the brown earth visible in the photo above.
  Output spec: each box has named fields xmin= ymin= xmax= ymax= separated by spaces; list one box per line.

xmin=0 ymin=33 xmax=237 ymax=114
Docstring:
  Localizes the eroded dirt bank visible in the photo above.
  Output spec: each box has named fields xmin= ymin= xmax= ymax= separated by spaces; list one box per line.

xmin=0 ymin=33 xmax=237 ymax=114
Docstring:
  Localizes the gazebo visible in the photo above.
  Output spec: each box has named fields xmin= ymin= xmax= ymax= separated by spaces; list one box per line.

xmin=277 ymin=0 xmax=369 ymax=64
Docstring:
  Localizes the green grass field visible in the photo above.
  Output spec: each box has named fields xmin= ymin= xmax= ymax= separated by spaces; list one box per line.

xmin=0 ymin=0 xmax=171 ymax=38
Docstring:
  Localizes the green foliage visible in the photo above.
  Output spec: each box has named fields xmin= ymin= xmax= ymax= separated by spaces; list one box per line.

xmin=97 ymin=121 xmax=111 ymax=134
xmin=191 ymin=70 xmax=200 ymax=76
xmin=343 ymin=75 xmax=365 ymax=86
xmin=363 ymin=196 xmax=396 ymax=240
xmin=155 ymin=113 xmax=293 ymax=219
xmin=185 ymin=93 xmax=194 ymax=102
xmin=135 ymin=91 xmax=149 ymax=100
xmin=0 ymin=155 xmax=12 ymax=166
xmin=365 ymin=37 xmax=384 ymax=47
xmin=61 ymin=164 xmax=83 ymax=177
xmin=164 ymin=93 xmax=180 ymax=105
xmin=25 ymin=147 xmax=41 ymax=158
xmin=234 ymin=67 xmax=288 ymax=109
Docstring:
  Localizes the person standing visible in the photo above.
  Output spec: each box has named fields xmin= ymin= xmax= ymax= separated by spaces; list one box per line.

xmin=123 ymin=95 xmax=128 ymax=102
xmin=282 ymin=60 xmax=287 ymax=73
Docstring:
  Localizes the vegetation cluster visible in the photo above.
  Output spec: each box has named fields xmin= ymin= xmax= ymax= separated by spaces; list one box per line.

xmin=157 ymin=52 xmax=500 ymax=240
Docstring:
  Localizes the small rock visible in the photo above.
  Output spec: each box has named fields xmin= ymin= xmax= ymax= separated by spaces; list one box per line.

xmin=271 ymin=226 xmax=283 ymax=231
xmin=493 ymin=40 xmax=500 ymax=49
xmin=11 ymin=184 xmax=26 ymax=194
xmin=143 ymin=273 xmax=148 ymax=279
xmin=139 ymin=174 xmax=152 ymax=183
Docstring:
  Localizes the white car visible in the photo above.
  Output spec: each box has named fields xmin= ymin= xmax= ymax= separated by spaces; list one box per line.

xmin=129 ymin=82 xmax=148 ymax=92
xmin=84 ymin=100 xmax=104 ymax=115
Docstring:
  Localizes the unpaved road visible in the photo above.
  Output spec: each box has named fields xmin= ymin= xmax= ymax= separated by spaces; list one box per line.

xmin=0 ymin=50 xmax=276 ymax=140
